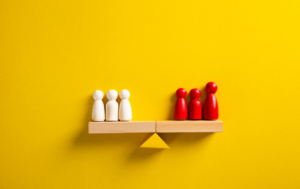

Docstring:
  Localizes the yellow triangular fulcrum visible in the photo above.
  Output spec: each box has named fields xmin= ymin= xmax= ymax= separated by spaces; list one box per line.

xmin=140 ymin=133 xmax=170 ymax=149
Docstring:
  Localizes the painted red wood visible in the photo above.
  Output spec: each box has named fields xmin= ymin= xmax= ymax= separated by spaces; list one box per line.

xmin=174 ymin=88 xmax=188 ymax=120
xmin=203 ymin=82 xmax=219 ymax=120
xmin=189 ymin=88 xmax=202 ymax=119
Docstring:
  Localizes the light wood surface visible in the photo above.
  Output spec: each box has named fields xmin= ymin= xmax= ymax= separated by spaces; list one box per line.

xmin=89 ymin=121 xmax=156 ymax=134
xmin=156 ymin=120 xmax=223 ymax=133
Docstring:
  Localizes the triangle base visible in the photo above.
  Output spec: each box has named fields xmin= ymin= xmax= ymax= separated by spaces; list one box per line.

xmin=140 ymin=133 xmax=170 ymax=149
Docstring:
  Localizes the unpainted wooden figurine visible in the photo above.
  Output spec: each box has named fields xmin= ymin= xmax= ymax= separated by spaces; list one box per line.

xmin=174 ymin=88 xmax=188 ymax=120
xmin=106 ymin=89 xmax=119 ymax=121
xmin=203 ymin=82 xmax=219 ymax=120
xmin=119 ymin=89 xmax=132 ymax=121
xmin=189 ymin=88 xmax=202 ymax=119
xmin=92 ymin=90 xmax=105 ymax=121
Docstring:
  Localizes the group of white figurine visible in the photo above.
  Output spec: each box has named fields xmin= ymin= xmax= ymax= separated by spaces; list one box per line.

xmin=92 ymin=89 xmax=132 ymax=122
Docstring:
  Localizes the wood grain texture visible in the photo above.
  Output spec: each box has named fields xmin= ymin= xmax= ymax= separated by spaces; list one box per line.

xmin=89 ymin=121 xmax=156 ymax=134
xmin=156 ymin=120 xmax=223 ymax=133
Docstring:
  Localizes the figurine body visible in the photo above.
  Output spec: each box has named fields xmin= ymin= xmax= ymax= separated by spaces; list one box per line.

xmin=106 ymin=90 xmax=119 ymax=121
xmin=189 ymin=88 xmax=202 ymax=119
xmin=203 ymin=82 xmax=218 ymax=120
xmin=92 ymin=90 xmax=105 ymax=121
xmin=119 ymin=89 xmax=132 ymax=121
xmin=174 ymin=88 xmax=188 ymax=120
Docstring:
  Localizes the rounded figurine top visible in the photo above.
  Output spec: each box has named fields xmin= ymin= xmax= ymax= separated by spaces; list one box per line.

xmin=190 ymin=88 xmax=201 ymax=99
xmin=107 ymin=89 xmax=118 ymax=100
xmin=119 ymin=89 xmax=130 ymax=100
xmin=176 ymin=88 xmax=187 ymax=98
xmin=93 ymin=90 xmax=104 ymax=100
xmin=205 ymin=82 xmax=217 ymax=93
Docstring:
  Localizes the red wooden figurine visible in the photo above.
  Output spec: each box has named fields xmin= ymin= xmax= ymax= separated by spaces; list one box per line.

xmin=203 ymin=82 xmax=219 ymax=120
xmin=189 ymin=88 xmax=202 ymax=119
xmin=174 ymin=88 xmax=188 ymax=120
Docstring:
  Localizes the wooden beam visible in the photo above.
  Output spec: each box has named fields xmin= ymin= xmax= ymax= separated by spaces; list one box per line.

xmin=88 ymin=121 xmax=156 ymax=134
xmin=156 ymin=120 xmax=223 ymax=133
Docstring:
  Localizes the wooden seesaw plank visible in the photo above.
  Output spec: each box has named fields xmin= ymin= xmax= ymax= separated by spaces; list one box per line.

xmin=88 ymin=121 xmax=156 ymax=134
xmin=156 ymin=120 xmax=223 ymax=133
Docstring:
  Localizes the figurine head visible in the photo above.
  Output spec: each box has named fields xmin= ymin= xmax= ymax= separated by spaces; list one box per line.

xmin=176 ymin=88 xmax=187 ymax=98
xmin=107 ymin=90 xmax=118 ymax=100
xmin=189 ymin=88 xmax=201 ymax=99
xmin=205 ymin=82 xmax=217 ymax=94
xmin=119 ymin=89 xmax=130 ymax=100
xmin=93 ymin=90 xmax=104 ymax=100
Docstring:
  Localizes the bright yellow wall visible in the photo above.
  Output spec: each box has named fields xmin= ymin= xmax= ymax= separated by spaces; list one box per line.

xmin=1 ymin=0 xmax=300 ymax=188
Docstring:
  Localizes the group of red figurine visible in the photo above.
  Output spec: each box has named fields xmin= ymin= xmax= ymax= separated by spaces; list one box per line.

xmin=174 ymin=82 xmax=219 ymax=120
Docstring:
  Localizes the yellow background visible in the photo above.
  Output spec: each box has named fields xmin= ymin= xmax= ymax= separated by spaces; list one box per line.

xmin=1 ymin=0 xmax=300 ymax=188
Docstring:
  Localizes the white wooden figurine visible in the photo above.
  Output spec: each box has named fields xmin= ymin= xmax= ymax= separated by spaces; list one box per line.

xmin=106 ymin=89 xmax=118 ymax=121
xmin=119 ymin=89 xmax=132 ymax=121
xmin=92 ymin=90 xmax=105 ymax=121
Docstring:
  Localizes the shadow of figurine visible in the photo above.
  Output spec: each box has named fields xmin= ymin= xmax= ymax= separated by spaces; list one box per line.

xmin=167 ymin=93 xmax=177 ymax=120
xmin=199 ymin=86 xmax=206 ymax=110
